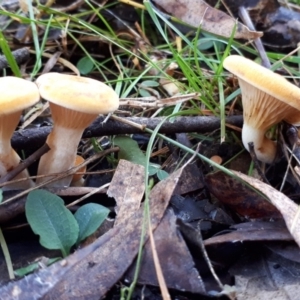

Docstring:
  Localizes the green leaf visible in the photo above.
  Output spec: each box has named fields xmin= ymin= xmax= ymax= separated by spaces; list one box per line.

xmin=148 ymin=165 xmax=158 ymax=176
xmin=114 ymin=136 xmax=146 ymax=167
xmin=0 ymin=31 xmax=21 ymax=77
xmin=77 ymin=56 xmax=94 ymax=75
xmin=157 ymin=169 xmax=169 ymax=181
xmin=140 ymin=80 xmax=159 ymax=87
xmin=139 ymin=88 xmax=152 ymax=97
xmin=74 ymin=203 xmax=110 ymax=244
xmin=25 ymin=190 xmax=79 ymax=257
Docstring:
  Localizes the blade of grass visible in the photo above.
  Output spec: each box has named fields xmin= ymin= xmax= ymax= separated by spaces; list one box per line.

xmin=31 ymin=14 xmax=53 ymax=78
xmin=27 ymin=0 xmax=42 ymax=72
xmin=0 ymin=31 xmax=21 ymax=77
xmin=0 ymin=227 xmax=14 ymax=280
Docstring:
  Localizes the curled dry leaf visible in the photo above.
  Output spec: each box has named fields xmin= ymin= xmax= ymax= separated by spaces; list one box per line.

xmin=232 ymin=171 xmax=300 ymax=248
xmin=205 ymin=171 xmax=281 ymax=219
xmin=152 ymin=0 xmax=262 ymax=39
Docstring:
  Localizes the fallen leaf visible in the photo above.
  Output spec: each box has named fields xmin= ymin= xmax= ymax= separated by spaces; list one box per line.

xmin=233 ymin=171 xmax=300 ymax=248
xmin=205 ymin=171 xmax=281 ymax=219
xmin=107 ymin=159 xmax=145 ymax=226
xmin=230 ymin=242 xmax=300 ymax=299
xmin=152 ymin=0 xmax=262 ymax=39
xmin=204 ymin=220 xmax=293 ymax=246
xmin=126 ymin=209 xmax=205 ymax=294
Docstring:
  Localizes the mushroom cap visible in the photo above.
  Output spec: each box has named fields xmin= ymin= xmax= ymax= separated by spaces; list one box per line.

xmin=0 ymin=77 xmax=40 ymax=113
xmin=36 ymin=73 xmax=119 ymax=114
xmin=223 ymin=55 xmax=300 ymax=163
xmin=223 ymin=55 xmax=300 ymax=112
xmin=237 ymin=77 xmax=297 ymax=131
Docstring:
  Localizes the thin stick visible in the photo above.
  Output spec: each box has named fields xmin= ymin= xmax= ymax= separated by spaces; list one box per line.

xmin=0 ymin=147 xmax=119 ymax=205
xmin=238 ymin=6 xmax=271 ymax=69
xmin=12 ymin=115 xmax=243 ymax=150
xmin=0 ymin=144 xmax=50 ymax=186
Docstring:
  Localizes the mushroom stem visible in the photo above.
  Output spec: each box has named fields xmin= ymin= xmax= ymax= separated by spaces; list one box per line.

xmin=242 ymin=123 xmax=277 ymax=164
xmin=0 ymin=112 xmax=34 ymax=189
xmin=36 ymin=124 xmax=86 ymax=187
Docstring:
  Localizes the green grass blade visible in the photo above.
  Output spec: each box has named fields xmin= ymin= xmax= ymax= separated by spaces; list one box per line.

xmin=0 ymin=31 xmax=21 ymax=77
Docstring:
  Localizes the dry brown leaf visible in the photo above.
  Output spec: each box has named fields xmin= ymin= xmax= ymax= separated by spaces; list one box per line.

xmin=233 ymin=171 xmax=300 ymax=248
xmin=205 ymin=171 xmax=281 ymax=219
xmin=204 ymin=221 xmax=293 ymax=246
xmin=127 ymin=209 xmax=205 ymax=293
xmin=107 ymin=159 xmax=145 ymax=226
xmin=152 ymin=0 xmax=262 ymax=39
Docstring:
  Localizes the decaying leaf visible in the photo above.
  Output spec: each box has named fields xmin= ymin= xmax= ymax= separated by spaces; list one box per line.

xmin=107 ymin=159 xmax=145 ymax=226
xmin=126 ymin=209 xmax=205 ymax=294
xmin=230 ymin=241 xmax=300 ymax=299
xmin=204 ymin=221 xmax=293 ymax=246
xmin=205 ymin=171 xmax=281 ymax=219
xmin=152 ymin=0 xmax=263 ymax=39
xmin=233 ymin=171 xmax=300 ymax=248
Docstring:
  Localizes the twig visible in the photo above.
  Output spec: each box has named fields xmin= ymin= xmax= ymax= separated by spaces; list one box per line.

xmin=12 ymin=115 xmax=243 ymax=150
xmin=1 ymin=147 xmax=119 ymax=205
xmin=238 ymin=6 xmax=271 ymax=69
xmin=0 ymin=144 xmax=50 ymax=186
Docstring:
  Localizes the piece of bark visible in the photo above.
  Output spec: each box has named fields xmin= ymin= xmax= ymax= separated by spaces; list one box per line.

xmin=12 ymin=115 xmax=243 ymax=150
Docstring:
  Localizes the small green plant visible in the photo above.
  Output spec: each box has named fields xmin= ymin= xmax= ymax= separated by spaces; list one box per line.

xmin=76 ymin=56 xmax=95 ymax=75
xmin=25 ymin=189 xmax=110 ymax=258
xmin=114 ymin=136 xmax=169 ymax=180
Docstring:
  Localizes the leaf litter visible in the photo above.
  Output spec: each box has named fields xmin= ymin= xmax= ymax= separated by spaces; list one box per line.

xmin=2 ymin=0 xmax=300 ymax=299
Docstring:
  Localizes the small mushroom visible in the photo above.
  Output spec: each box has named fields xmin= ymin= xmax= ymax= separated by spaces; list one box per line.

xmin=36 ymin=73 xmax=119 ymax=187
xmin=223 ymin=55 xmax=300 ymax=163
xmin=71 ymin=155 xmax=86 ymax=187
xmin=0 ymin=77 xmax=40 ymax=189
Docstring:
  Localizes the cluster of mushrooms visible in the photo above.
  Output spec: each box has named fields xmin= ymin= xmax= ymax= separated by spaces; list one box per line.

xmin=223 ymin=55 xmax=300 ymax=164
xmin=0 ymin=73 xmax=119 ymax=190
xmin=2 ymin=56 xmax=298 ymax=189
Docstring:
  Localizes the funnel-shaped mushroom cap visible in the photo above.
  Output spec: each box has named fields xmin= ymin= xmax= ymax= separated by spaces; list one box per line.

xmin=223 ymin=55 xmax=300 ymax=163
xmin=0 ymin=77 xmax=40 ymax=189
xmin=36 ymin=73 xmax=119 ymax=187
xmin=36 ymin=73 xmax=119 ymax=114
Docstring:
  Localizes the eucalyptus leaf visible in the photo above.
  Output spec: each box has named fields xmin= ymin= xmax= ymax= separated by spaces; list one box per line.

xmin=25 ymin=190 xmax=79 ymax=257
